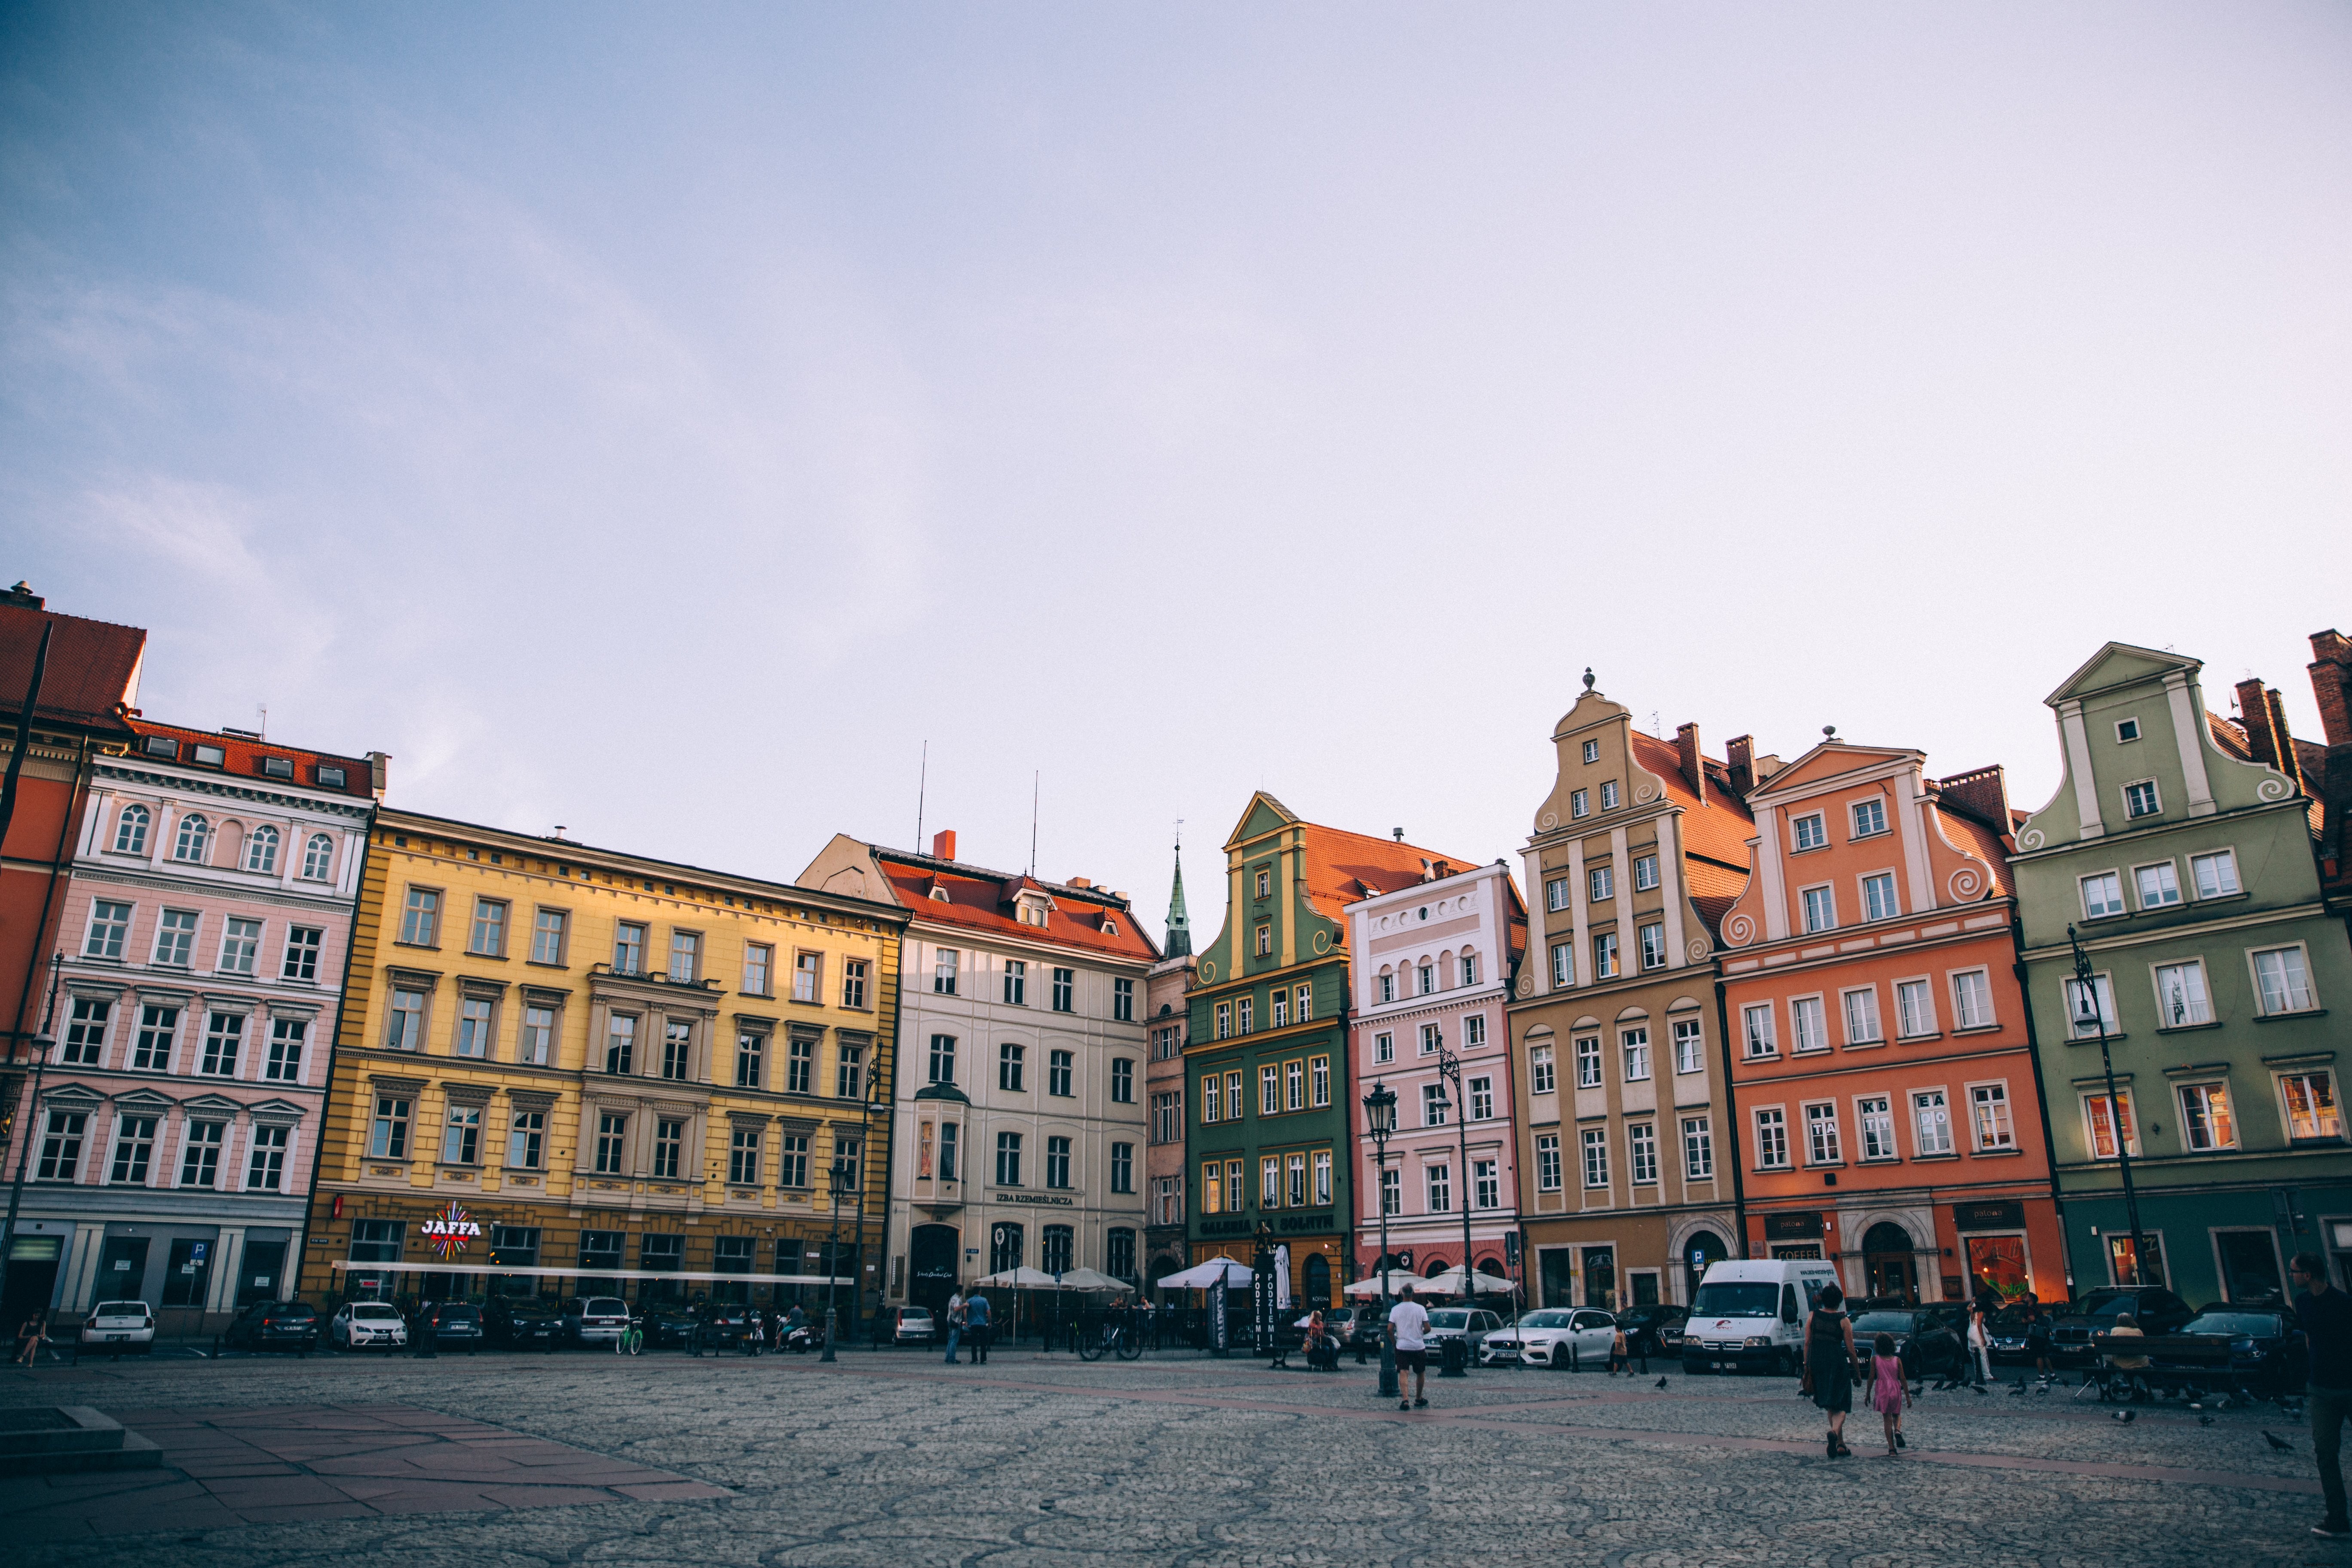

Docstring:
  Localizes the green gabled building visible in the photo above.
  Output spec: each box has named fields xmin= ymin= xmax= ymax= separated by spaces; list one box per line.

xmin=2014 ymin=642 xmax=2352 ymax=1304
xmin=1185 ymin=793 xmax=1477 ymax=1309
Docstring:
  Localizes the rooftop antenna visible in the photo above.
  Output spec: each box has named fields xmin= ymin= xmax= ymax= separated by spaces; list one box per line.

xmin=1029 ymin=771 xmax=1040 ymax=876
xmin=257 ymin=704 xmax=267 ymax=740
xmin=916 ymin=739 xmax=928 ymax=850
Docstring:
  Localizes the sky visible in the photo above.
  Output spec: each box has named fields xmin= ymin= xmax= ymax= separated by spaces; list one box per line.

xmin=5 ymin=3 xmax=2348 ymax=945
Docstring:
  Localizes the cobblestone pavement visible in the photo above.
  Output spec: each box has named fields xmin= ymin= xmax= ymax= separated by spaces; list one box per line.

xmin=3 ymin=1347 xmax=2346 ymax=1566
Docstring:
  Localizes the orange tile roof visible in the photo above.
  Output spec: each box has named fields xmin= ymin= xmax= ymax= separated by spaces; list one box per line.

xmin=877 ymin=850 xmax=1161 ymax=963
xmin=1295 ymin=822 xmax=1490 ymax=924
xmin=123 ymin=717 xmax=377 ymax=800
xmin=2208 ymin=712 xmax=2253 ymax=760
xmin=1627 ymin=730 xmax=1756 ymax=874
xmin=0 ymin=603 xmax=146 ymax=730
xmin=1932 ymin=806 xmax=2016 ymax=895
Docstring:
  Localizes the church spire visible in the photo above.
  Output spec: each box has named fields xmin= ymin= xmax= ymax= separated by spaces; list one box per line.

xmin=1163 ymin=836 xmax=1192 ymax=958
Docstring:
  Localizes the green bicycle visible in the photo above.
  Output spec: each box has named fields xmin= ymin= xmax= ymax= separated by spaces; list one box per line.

xmin=615 ymin=1319 xmax=644 ymax=1356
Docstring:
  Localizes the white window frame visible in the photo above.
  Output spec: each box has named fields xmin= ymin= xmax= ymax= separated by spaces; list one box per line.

xmin=2190 ymin=848 xmax=2241 ymax=900
xmin=1857 ymin=1094 xmax=1896 ymax=1161
xmin=2079 ymin=870 xmax=2125 ymax=920
xmin=2150 ymin=958 xmax=2214 ymax=1029
xmin=1802 ymin=1100 xmax=1841 ymax=1165
xmin=1620 ymin=1026 xmax=1651 ymax=1082
xmin=1840 ymin=986 xmax=1883 ymax=1046
xmin=2122 ymin=778 xmax=2162 ymax=819
xmin=1791 ymin=812 xmax=1826 ymax=852
xmin=2176 ymin=1079 xmax=2237 ymax=1152
xmin=1894 ymin=977 xmax=1936 ymax=1039
xmin=1681 ymin=1115 xmax=1714 ymax=1180
xmin=1950 ymin=968 xmax=1995 ymax=1031
xmin=1530 ymin=1044 xmax=1555 ymax=1094
xmin=2133 ymin=861 xmax=2182 ymax=910
xmin=1574 ymin=1033 xmax=1601 ymax=1088
xmin=1800 ymin=885 xmax=1835 ymax=934
xmin=1535 ymin=1133 xmax=1562 ymax=1191
xmin=1741 ymin=1002 xmax=1777 ymax=1059
xmin=1850 ymin=798 xmax=1888 ymax=838
xmin=1580 ymin=1128 xmax=1609 ymax=1189
xmin=1968 ymin=1080 xmax=2016 ymax=1151
xmin=2082 ymin=1087 xmax=2138 ymax=1159
xmin=1632 ymin=854 xmax=1659 ymax=892
xmin=2249 ymin=943 xmax=2319 ymax=1017
xmin=1754 ymin=1106 xmax=1790 ymax=1170
xmin=1860 ymin=871 xmax=1899 ymax=923
xmin=1790 ymin=995 xmax=1828 ymax=1053
xmin=1672 ymin=1017 xmax=1704 ymax=1074
xmin=1912 ymin=1088 xmax=1954 ymax=1157
xmin=1546 ymin=877 xmax=1570 ymax=913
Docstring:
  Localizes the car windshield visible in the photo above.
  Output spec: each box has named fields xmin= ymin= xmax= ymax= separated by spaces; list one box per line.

xmin=586 ymin=1298 xmax=627 ymax=1315
xmin=273 ymin=1303 xmax=316 ymax=1316
xmin=1426 ymin=1311 xmax=1470 ymax=1329
xmin=1690 ymin=1283 xmax=1782 ymax=1318
xmin=352 ymin=1304 xmax=401 ymax=1320
xmin=903 ymin=1309 xmax=933 ymax=1321
xmin=1521 ymin=1311 xmax=1574 ymax=1328
xmin=92 ymin=1302 xmax=147 ymax=1316
xmin=2183 ymin=1312 xmax=2284 ymax=1337
xmin=2074 ymin=1294 xmax=2143 ymax=1320
xmin=1851 ymin=1311 xmax=1917 ymax=1335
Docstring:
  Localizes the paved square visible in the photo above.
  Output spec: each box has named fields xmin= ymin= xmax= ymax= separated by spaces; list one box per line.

xmin=2 ymin=1347 xmax=2345 ymax=1565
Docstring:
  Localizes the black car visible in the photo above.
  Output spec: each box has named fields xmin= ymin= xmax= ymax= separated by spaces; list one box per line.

xmin=1617 ymin=1304 xmax=1691 ymax=1358
xmin=413 ymin=1300 xmax=487 ymax=1351
xmin=1324 ymin=1306 xmax=1381 ymax=1351
xmin=224 ymin=1299 xmax=321 ymax=1354
xmin=484 ymin=1298 xmax=566 ymax=1350
xmin=643 ymin=1304 xmax=702 ymax=1349
xmin=692 ymin=1304 xmax=764 ymax=1356
xmin=2050 ymin=1286 xmax=2196 ymax=1364
xmin=1850 ymin=1305 xmax=1969 ymax=1381
xmin=2134 ymin=1308 xmax=2308 ymax=1395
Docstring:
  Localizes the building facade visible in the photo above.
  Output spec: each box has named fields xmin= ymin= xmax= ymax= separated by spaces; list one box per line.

xmin=29 ymin=720 xmax=379 ymax=1333
xmin=1508 ymin=681 xmax=1755 ymax=1311
xmin=1344 ymin=859 xmax=1525 ymax=1292
xmin=1718 ymin=742 xmax=2063 ymax=1306
xmin=1185 ymin=793 xmax=1475 ymax=1308
xmin=1143 ymin=842 xmax=1194 ymax=1290
xmin=2013 ymin=642 xmax=2352 ymax=1304
xmin=297 ymin=809 xmax=907 ymax=1320
xmin=799 ymin=830 xmax=1156 ymax=1316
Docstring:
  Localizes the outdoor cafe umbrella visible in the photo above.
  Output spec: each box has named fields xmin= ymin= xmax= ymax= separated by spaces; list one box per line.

xmin=1425 ymin=1266 xmax=1519 ymax=1298
xmin=1156 ymin=1259 xmax=1253 ymax=1290
xmin=972 ymin=1266 xmax=1059 ymax=1343
xmin=1054 ymin=1268 xmax=1131 ymax=1293
xmin=1341 ymin=1270 xmax=1425 ymax=1298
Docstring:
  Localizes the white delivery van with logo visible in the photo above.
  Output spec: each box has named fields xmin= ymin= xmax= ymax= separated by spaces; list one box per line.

xmin=1680 ymin=1257 xmax=1843 ymax=1376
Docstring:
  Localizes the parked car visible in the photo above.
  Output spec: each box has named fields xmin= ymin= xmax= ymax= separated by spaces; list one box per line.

xmin=642 ymin=1304 xmax=702 ymax=1349
xmin=2132 ymin=1307 xmax=2307 ymax=1395
xmin=1422 ymin=1308 xmax=1503 ymax=1360
xmin=329 ymin=1300 xmax=409 ymax=1351
xmin=692 ymin=1303 xmax=765 ymax=1355
xmin=1617 ymin=1303 xmax=1691 ymax=1359
xmin=2050 ymin=1286 xmax=2197 ymax=1365
xmin=224 ymin=1299 xmax=321 ymax=1354
xmin=1850 ymin=1305 xmax=1968 ymax=1381
xmin=1681 ymin=1258 xmax=1841 ymax=1376
xmin=564 ymin=1295 xmax=632 ymax=1347
xmin=79 ymin=1300 xmax=154 ymax=1355
xmin=485 ymin=1298 xmax=566 ymax=1350
xmin=1986 ymin=1304 xmax=2040 ymax=1365
xmin=413 ymin=1300 xmax=487 ymax=1351
xmin=889 ymin=1306 xmax=936 ymax=1347
xmin=1480 ymin=1308 xmax=1618 ymax=1369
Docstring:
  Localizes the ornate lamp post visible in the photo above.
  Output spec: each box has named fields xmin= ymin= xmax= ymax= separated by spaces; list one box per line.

xmin=1363 ymin=1081 xmax=1399 ymax=1400
xmin=844 ymin=1061 xmax=888 ymax=1349
xmin=821 ymin=1157 xmax=851 ymax=1363
xmin=1431 ymin=1044 xmax=1476 ymax=1308
xmin=2069 ymin=925 xmax=2148 ymax=1284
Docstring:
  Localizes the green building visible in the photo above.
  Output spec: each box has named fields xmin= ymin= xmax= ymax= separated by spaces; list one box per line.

xmin=1185 ymin=793 xmax=1473 ymax=1309
xmin=2013 ymin=642 xmax=2352 ymax=1303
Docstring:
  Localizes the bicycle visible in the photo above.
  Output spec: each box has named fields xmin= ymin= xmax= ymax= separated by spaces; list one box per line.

xmin=616 ymin=1320 xmax=644 ymax=1356
xmin=1077 ymin=1320 xmax=1141 ymax=1362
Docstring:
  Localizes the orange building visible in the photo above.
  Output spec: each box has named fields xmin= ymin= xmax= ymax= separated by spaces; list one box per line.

xmin=1718 ymin=741 xmax=2063 ymax=1306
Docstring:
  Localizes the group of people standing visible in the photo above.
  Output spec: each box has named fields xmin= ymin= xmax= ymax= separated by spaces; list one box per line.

xmin=940 ymin=1289 xmax=992 ymax=1364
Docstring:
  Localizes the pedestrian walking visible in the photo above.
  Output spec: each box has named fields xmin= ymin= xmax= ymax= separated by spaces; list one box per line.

xmin=1606 ymin=1322 xmax=1631 ymax=1377
xmin=2291 ymin=1252 xmax=2352 ymax=1539
xmin=1389 ymin=1283 xmax=1430 ymax=1411
xmin=2025 ymin=1297 xmax=2056 ymax=1383
xmin=1965 ymin=1300 xmax=1994 ymax=1387
xmin=966 ymin=1289 xmax=991 ymax=1364
xmin=1870 ymin=1334 xmax=1910 ymax=1456
xmin=944 ymin=1290 xmax=967 ymax=1365
xmin=1801 ymin=1283 xmax=1858 ymax=1458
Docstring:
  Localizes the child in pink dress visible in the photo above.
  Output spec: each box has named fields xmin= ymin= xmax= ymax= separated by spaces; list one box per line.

xmin=1870 ymin=1333 xmax=1910 ymax=1455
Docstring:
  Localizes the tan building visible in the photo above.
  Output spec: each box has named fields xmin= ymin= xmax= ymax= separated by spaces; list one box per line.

xmin=1143 ymin=841 xmax=1194 ymax=1288
xmin=297 ymin=809 xmax=907 ymax=1319
xmin=1509 ymin=675 xmax=1760 ymax=1311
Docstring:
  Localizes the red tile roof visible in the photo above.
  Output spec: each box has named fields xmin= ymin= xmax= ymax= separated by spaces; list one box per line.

xmin=1627 ymin=729 xmax=1757 ymax=875
xmin=124 ymin=717 xmax=376 ymax=801
xmin=1931 ymin=806 xmax=2016 ymax=895
xmin=1299 ymin=822 xmax=1491 ymax=924
xmin=0 ymin=603 xmax=146 ymax=730
xmin=876 ymin=849 xmax=1162 ymax=963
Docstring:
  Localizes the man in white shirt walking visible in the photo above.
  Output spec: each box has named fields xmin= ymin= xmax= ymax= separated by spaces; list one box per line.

xmin=1389 ymin=1284 xmax=1431 ymax=1411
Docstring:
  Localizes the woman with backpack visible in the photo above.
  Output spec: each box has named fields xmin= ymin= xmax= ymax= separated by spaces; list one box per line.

xmin=1801 ymin=1283 xmax=1860 ymax=1458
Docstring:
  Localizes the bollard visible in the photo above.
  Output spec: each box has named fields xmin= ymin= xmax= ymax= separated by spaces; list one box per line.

xmin=1439 ymin=1335 xmax=1469 ymax=1378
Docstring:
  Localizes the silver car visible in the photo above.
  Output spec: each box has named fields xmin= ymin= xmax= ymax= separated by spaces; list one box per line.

xmin=329 ymin=1300 xmax=409 ymax=1350
xmin=565 ymin=1295 xmax=632 ymax=1346
xmin=1423 ymin=1308 xmax=1504 ymax=1359
xmin=80 ymin=1300 xmax=155 ymax=1354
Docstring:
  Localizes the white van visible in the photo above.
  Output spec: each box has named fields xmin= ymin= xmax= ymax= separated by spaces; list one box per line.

xmin=1680 ymin=1258 xmax=1843 ymax=1376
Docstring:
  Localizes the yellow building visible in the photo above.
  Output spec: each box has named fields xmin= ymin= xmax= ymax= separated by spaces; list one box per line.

xmin=296 ymin=808 xmax=907 ymax=1319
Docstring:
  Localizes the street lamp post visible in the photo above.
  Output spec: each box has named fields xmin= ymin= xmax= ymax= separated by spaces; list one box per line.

xmin=821 ymin=1158 xmax=851 ymax=1363
xmin=844 ymin=1065 xmax=887 ymax=1351
xmin=2069 ymin=925 xmax=2148 ymax=1284
xmin=1363 ymin=1081 xmax=1398 ymax=1400
xmin=1 ymin=956 xmax=63 ymax=1279
xmin=1432 ymin=1045 xmax=1476 ymax=1308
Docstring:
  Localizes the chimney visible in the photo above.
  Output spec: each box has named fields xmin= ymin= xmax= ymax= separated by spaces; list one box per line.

xmin=366 ymin=750 xmax=391 ymax=799
xmin=1675 ymin=722 xmax=1707 ymax=807
xmin=3 ymin=582 xmax=42 ymax=609
xmin=1725 ymin=735 xmax=1755 ymax=796
xmin=1067 ymin=876 xmax=1092 ymax=889
xmin=932 ymin=829 xmax=957 ymax=861
xmin=2310 ymin=629 xmax=2352 ymax=748
xmin=1419 ymin=858 xmax=1433 ymax=882
xmin=2263 ymin=686 xmax=2307 ymax=798
xmin=1934 ymin=766 xmax=2011 ymax=832
xmin=1393 ymin=828 xmax=1404 ymax=842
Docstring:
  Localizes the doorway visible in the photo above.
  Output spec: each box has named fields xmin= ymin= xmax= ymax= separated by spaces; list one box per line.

xmin=1303 ymin=1253 xmax=1332 ymax=1308
xmin=96 ymin=1237 xmax=152 ymax=1304
xmin=160 ymin=1238 xmax=213 ymax=1308
xmin=1 ymin=1235 xmax=64 ymax=1327
xmin=237 ymin=1240 xmax=288 ymax=1305
xmin=2215 ymin=1230 xmax=2285 ymax=1302
xmin=909 ymin=1224 xmax=960 ymax=1313
xmin=1628 ymin=1270 xmax=1660 ymax=1307
xmin=1681 ymin=1229 xmax=1728 ymax=1302
xmin=1538 ymin=1248 xmax=1576 ymax=1308
xmin=1581 ymin=1246 xmax=1617 ymax=1309
xmin=1863 ymin=1222 xmax=1917 ymax=1303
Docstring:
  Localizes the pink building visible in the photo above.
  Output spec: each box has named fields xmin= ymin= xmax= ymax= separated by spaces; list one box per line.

xmin=1344 ymin=859 xmax=1526 ymax=1293
xmin=29 ymin=718 xmax=380 ymax=1333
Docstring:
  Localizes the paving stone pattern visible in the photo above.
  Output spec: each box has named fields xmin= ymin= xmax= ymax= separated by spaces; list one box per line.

xmin=1 ymin=1349 xmax=2344 ymax=1566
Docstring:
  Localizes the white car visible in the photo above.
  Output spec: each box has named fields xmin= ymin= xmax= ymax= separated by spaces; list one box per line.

xmin=1485 ymin=1308 xmax=1620 ymax=1369
xmin=80 ymin=1300 xmax=155 ymax=1354
xmin=1422 ymin=1307 xmax=1504 ymax=1360
xmin=329 ymin=1300 xmax=410 ymax=1351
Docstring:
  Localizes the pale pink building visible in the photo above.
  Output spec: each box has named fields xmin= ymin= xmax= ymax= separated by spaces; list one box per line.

xmin=28 ymin=718 xmax=380 ymax=1333
xmin=1344 ymin=859 xmax=1527 ymax=1294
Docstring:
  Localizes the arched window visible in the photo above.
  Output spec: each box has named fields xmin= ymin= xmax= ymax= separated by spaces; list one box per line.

xmin=113 ymin=803 xmax=150 ymax=855
xmin=1303 ymin=1252 xmax=1332 ymax=1308
xmin=173 ymin=813 xmax=211 ymax=863
xmin=302 ymin=833 xmax=335 ymax=880
xmin=244 ymin=824 xmax=280 ymax=874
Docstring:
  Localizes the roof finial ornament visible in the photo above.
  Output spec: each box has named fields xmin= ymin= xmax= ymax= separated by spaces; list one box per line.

xmin=1581 ymin=667 xmax=1595 ymax=694
xmin=1823 ymin=725 xmax=1838 ymax=740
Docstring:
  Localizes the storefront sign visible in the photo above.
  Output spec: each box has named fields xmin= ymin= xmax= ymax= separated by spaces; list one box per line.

xmin=1762 ymin=1212 xmax=1823 ymax=1240
xmin=1275 ymin=1213 xmax=1333 ymax=1233
xmin=420 ymin=1201 xmax=484 ymax=1261
xmin=1200 ymin=1219 xmax=1252 ymax=1237
xmin=998 ymin=1193 xmax=1075 ymax=1206
xmin=1953 ymin=1200 xmax=2025 ymax=1231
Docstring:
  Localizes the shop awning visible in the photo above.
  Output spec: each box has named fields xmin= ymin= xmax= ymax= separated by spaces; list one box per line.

xmin=329 ymin=1261 xmax=848 ymax=1286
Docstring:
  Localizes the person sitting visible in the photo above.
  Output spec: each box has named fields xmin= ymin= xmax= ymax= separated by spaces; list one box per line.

xmin=2104 ymin=1312 xmax=2153 ymax=1400
xmin=1303 ymin=1310 xmax=1339 ymax=1371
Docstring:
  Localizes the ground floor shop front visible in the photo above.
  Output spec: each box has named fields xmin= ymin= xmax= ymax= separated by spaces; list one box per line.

xmin=0 ymin=1190 xmax=304 ymax=1337
xmin=1523 ymin=1207 xmax=1739 ymax=1311
xmin=2057 ymin=1178 xmax=2352 ymax=1304
xmin=1189 ymin=1224 xmax=1349 ymax=1309
xmin=1743 ymin=1187 xmax=2064 ymax=1306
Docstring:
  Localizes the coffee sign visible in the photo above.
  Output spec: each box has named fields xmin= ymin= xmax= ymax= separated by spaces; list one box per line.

xmin=420 ymin=1201 xmax=484 ymax=1261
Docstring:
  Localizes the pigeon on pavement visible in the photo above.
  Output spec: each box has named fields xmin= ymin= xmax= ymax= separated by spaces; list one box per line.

xmin=1654 ymin=1376 xmax=1668 ymax=1390
xmin=2110 ymin=1409 xmax=2137 ymax=1424
xmin=2266 ymin=1432 xmax=2296 ymax=1452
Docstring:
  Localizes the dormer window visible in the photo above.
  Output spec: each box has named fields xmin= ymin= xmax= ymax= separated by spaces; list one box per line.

xmin=929 ymin=886 xmax=952 ymax=903
xmin=144 ymin=735 xmax=178 ymax=759
xmin=192 ymin=744 xmax=226 ymax=768
xmin=1102 ymin=917 xmax=1118 ymax=936
xmin=1015 ymin=892 xmax=1052 ymax=926
xmin=261 ymin=756 xmax=293 ymax=780
xmin=315 ymin=765 xmax=346 ymax=787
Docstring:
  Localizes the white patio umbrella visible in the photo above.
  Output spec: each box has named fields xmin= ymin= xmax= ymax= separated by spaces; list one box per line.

xmin=1341 ymin=1270 xmax=1424 ymax=1298
xmin=1157 ymin=1259 xmax=1253 ymax=1290
xmin=1424 ymin=1267 xmax=1519 ymax=1298
xmin=1053 ymin=1268 xmax=1131 ymax=1292
xmin=972 ymin=1267 xmax=1059 ymax=1288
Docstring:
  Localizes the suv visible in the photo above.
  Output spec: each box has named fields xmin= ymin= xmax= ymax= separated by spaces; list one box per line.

xmin=224 ymin=1299 xmax=321 ymax=1354
xmin=2051 ymin=1286 xmax=2197 ymax=1364
xmin=1423 ymin=1307 xmax=1504 ymax=1360
xmin=564 ymin=1295 xmax=632 ymax=1347
xmin=413 ymin=1300 xmax=487 ymax=1351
